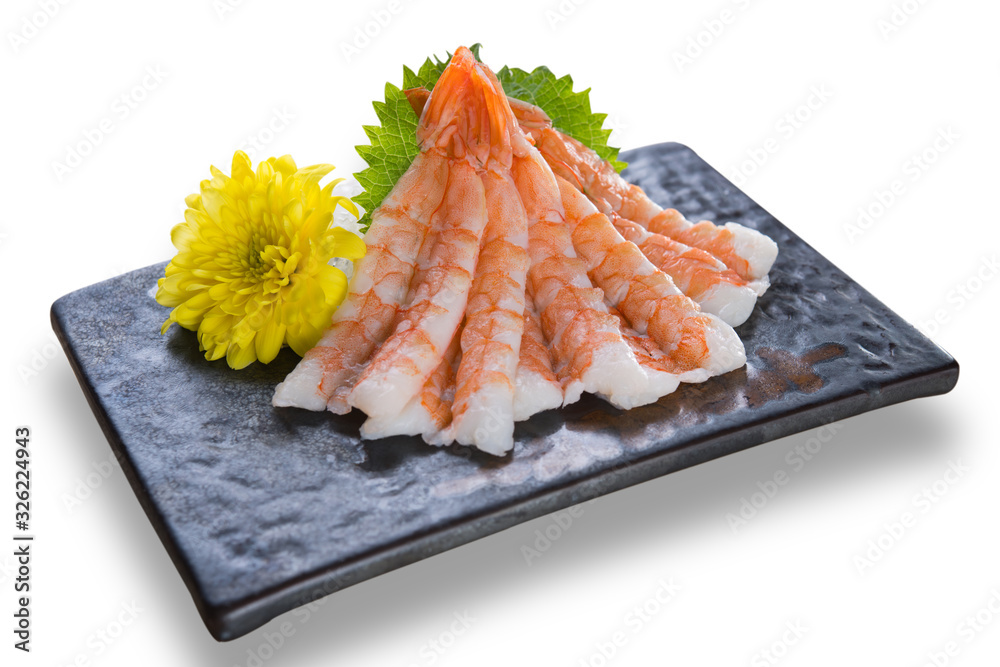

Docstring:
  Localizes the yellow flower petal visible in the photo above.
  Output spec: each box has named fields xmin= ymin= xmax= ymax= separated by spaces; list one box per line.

xmin=316 ymin=265 xmax=348 ymax=307
xmin=328 ymin=227 xmax=366 ymax=261
xmin=256 ymin=160 xmax=275 ymax=183
xmin=273 ymin=155 xmax=297 ymax=176
xmin=255 ymin=318 xmax=286 ymax=364
xmin=298 ymin=163 xmax=334 ymax=192
xmin=226 ymin=341 xmax=258 ymax=370
xmin=160 ymin=315 xmax=177 ymax=335
xmin=204 ymin=337 xmax=228 ymax=361
xmin=170 ymin=222 xmax=196 ymax=250
xmin=200 ymin=312 xmax=233 ymax=335
xmin=335 ymin=196 xmax=360 ymax=219
xmin=286 ymin=323 xmax=321 ymax=357
xmin=200 ymin=187 xmax=227 ymax=223
xmin=231 ymin=151 xmax=253 ymax=179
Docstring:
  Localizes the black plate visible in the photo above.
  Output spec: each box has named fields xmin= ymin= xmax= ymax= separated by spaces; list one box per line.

xmin=52 ymin=142 xmax=958 ymax=641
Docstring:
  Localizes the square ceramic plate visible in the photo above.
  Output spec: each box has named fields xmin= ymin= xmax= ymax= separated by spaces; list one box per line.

xmin=52 ymin=143 xmax=958 ymax=640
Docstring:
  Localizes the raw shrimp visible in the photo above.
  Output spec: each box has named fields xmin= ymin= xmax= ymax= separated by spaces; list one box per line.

xmin=330 ymin=150 xmax=471 ymax=411
xmin=606 ymin=305 xmax=681 ymax=397
xmin=359 ymin=336 xmax=459 ymax=440
xmin=352 ymin=47 xmax=534 ymax=443
xmin=348 ymin=133 xmax=487 ymax=419
xmin=272 ymin=151 xmax=448 ymax=412
xmin=439 ymin=169 xmax=530 ymax=455
xmin=404 ymin=85 xmax=777 ymax=285
xmin=610 ymin=212 xmax=762 ymax=326
xmin=512 ymin=292 xmax=563 ymax=421
xmin=557 ymin=175 xmax=745 ymax=381
xmin=513 ymin=142 xmax=664 ymax=410
xmin=533 ymin=128 xmax=777 ymax=283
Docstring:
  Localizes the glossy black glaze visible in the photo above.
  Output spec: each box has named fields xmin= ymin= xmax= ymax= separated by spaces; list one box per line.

xmin=51 ymin=143 xmax=958 ymax=640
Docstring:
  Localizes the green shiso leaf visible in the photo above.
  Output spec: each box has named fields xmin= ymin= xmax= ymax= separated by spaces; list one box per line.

xmin=495 ymin=64 xmax=626 ymax=174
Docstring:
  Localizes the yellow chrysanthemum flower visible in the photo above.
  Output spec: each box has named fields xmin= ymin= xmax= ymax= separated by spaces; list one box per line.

xmin=156 ymin=151 xmax=365 ymax=369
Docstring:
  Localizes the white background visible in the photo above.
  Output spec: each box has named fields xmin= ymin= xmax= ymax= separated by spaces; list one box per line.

xmin=2 ymin=0 xmax=998 ymax=665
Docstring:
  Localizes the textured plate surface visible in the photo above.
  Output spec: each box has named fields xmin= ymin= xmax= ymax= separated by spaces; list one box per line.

xmin=52 ymin=143 xmax=958 ymax=641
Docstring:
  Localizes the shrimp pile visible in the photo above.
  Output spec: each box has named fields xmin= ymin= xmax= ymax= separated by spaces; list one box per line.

xmin=273 ymin=47 xmax=778 ymax=456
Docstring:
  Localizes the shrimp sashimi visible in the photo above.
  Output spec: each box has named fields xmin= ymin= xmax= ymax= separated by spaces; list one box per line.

xmin=513 ymin=143 xmax=663 ymax=410
xmin=359 ymin=335 xmax=459 ymax=441
xmin=279 ymin=48 xmax=762 ymax=456
xmin=611 ymin=213 xmax=761 ymax=326
xmin=513 ymin=293 xmax=563 ymax=422
xmin=348 ymin=156 xmax=486 ymax=420
xmin=557 ymin=175 xmax=745 ymax=382
xmin=644 ymin=208 xmax=777 ymax=289
xmin=439 ymin=170 xmax=530 ymax=455
xmin=352 ymin=46 xmax=544 ymax=444
xmin=272 ymin=151 xmax=448 ymax=412
xmin=347 ymin=48 xmax=506 ymax=421
xmin=325 ymin=158 xmax=464 ymax=413
xmin=433 ymin=56 xmax=532 ymax=453
xmin=355 ymin=170 xmax=474 ymax=439
xmin=534 ymin=128 xmax=777 ymax=283
xmin=404 ymin=85 xmax=778 ymax=285
xmin=606 ymin=305 xmax=682 ymax=397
